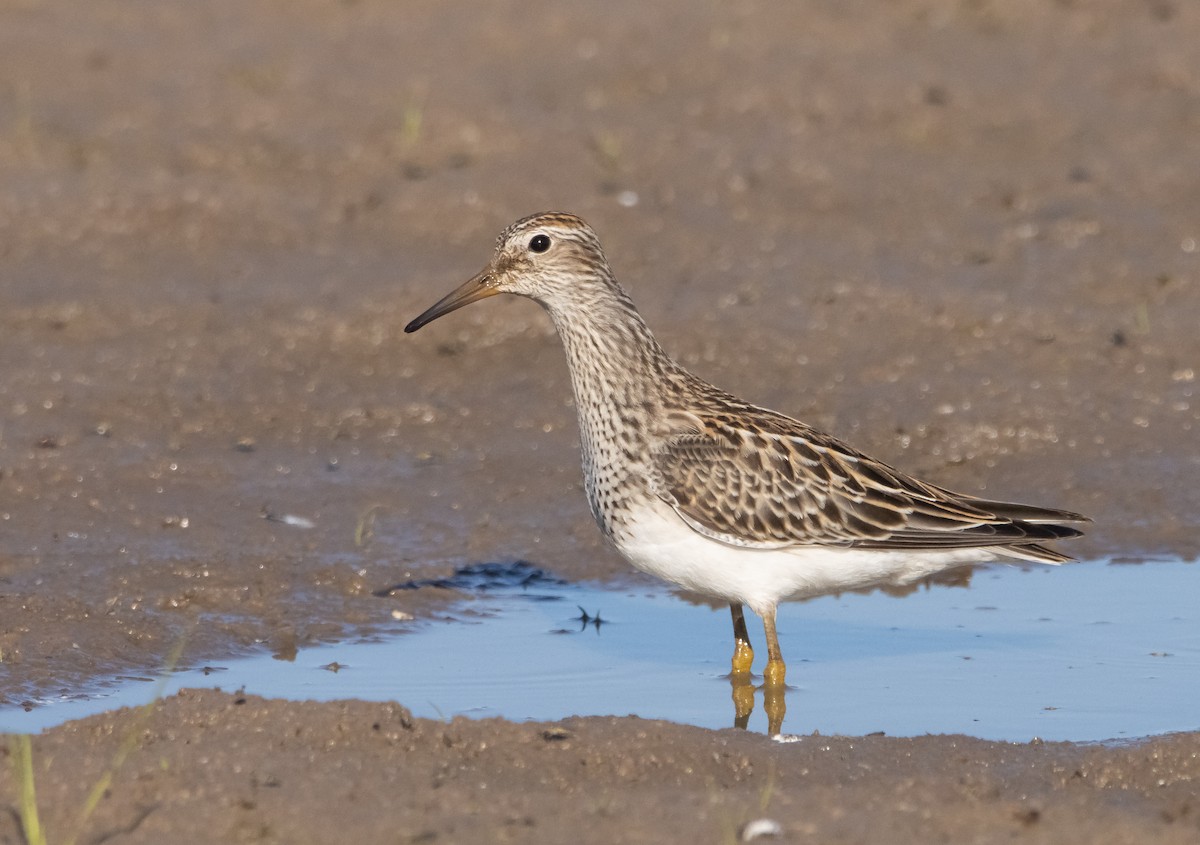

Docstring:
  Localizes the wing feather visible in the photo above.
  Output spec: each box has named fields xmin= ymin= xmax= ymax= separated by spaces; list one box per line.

xmin=650 ymin=411 xmax=1087 ymax=555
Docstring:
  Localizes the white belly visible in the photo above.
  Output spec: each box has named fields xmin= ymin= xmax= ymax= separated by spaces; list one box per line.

xmin=613 ymin=500 xmax=1004 ymax=618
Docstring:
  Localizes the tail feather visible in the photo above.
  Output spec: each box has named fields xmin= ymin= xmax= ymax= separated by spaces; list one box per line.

xmin=999 ymin=542 xmax=1075 ymax=564
xmin=966 ymin=497 xmax=1091 ymax=526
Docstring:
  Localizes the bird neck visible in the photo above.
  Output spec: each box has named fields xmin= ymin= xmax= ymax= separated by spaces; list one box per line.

xmin=541 ymin=280 xmax=675 ymax=415
xmin=538 ymin=277 xmax=676 ymax=532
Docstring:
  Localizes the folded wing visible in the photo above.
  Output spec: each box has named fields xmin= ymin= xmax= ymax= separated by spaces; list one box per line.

xmin=650 ymin=411 xmax=1087 ymax=562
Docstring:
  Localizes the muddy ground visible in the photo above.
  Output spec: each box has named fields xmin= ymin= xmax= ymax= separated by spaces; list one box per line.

xmin=1 ymin=0 xmax=1198 ymax=841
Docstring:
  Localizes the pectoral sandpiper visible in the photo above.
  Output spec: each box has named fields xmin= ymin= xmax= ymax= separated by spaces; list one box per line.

xmin=405 ymin=212 xmax=1087 ymax=691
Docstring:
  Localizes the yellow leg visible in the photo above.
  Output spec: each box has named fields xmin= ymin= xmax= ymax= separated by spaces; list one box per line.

xmin=729 ymin=603 xmax=755 ymax=676
xmin=761 ymin=607 xmax=786 ymax=687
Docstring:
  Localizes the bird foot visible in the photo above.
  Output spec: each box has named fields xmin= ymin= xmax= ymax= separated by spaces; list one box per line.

xmin=763 ymin=659 xmax=786 ymax=687
xmin=731 ymin=640 xmax=755 ymax=677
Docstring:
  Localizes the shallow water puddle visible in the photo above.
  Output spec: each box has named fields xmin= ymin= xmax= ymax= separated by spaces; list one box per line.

xmin=2 ymin=559 xmax=1196 ymax=741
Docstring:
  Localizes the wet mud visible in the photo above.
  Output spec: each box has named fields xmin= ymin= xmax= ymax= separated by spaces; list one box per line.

xmin=4 ymin=690 xmax=1200 ymax=845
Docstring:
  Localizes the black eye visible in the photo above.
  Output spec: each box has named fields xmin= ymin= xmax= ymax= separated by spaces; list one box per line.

xmin=529 ymin=234 xmax=551 ymax=253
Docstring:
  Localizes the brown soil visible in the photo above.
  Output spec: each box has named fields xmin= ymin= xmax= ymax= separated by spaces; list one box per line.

xmin=2 ymin=689 xmax=1199 ymax=845
xmin=1 ymin=0 xmax=1197 ymax=841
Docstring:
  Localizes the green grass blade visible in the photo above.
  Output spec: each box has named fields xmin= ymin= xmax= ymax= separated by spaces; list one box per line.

xmin=10 ymin=733 xmax=47 ymax=845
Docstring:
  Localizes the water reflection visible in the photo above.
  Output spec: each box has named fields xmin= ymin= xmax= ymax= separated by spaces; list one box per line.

xmin=3 ymin=559 xmax=1197 ymax=741
xmin=730 ymin=674 xmax=787 ymax=736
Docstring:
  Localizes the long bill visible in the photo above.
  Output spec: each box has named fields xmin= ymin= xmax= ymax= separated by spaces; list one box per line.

xmin=404 ymin=268 xmax=500 ymax=333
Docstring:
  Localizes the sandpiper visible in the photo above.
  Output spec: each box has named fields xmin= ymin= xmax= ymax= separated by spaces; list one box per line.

xmin=405 ymin=212 xmax=1087 ymax=689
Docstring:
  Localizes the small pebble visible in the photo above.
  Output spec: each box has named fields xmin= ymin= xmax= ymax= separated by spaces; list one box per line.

xmin=740 ymin=818 xmax=783 ymax=841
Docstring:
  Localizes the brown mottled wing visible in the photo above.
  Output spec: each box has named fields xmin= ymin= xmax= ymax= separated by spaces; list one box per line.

xmin=650 ymin=412 xmax=1086 ymax=555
